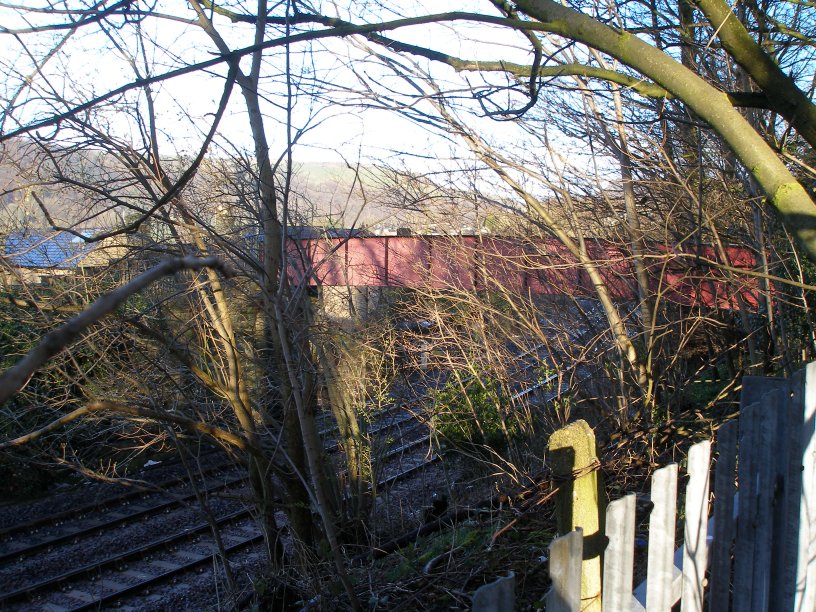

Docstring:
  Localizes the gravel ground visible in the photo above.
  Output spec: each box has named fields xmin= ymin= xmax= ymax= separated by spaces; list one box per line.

xmin=129 ymin=540 xmax=266 ymax=612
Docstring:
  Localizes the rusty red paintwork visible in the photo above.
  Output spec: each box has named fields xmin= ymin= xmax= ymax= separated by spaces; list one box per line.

xmin=286 ymin=236 xmax=760 ymax=309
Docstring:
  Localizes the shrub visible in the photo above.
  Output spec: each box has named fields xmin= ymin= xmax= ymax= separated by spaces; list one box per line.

xmin=432 ymin=373 xmax=517 ymax=452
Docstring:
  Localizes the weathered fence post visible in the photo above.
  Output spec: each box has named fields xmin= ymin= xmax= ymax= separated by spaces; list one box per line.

xmin=646 ymin=463 xmax=678 ymax=612
xmin=681 ymin=441 xmax=711 ymax=612
xmin=548 ymin=420 xmax=602 ymax=611
xmin=547 ymin=529 xmax=583 ymax=612
xmin=543 ymin=362 xmax=816 ymax=612
xmin=601 ymin=494 xmax=635 ymax=611
xmin=735 ymin=377 xmax=785 ymax=612
xmin=709 ymin=420 xmax=737 ymax=611
xmin=793 ymin=362 xmax=816 ymax=611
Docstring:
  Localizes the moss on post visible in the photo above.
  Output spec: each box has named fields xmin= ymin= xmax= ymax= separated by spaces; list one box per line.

xmin=548 ymin=419 xmax=603 ymax=612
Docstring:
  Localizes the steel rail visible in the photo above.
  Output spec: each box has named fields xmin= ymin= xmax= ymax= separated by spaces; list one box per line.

xmin=63 ymin=455 xmax=439 ymax=612
xmin=0 ymin=399 xmax=438 ymax=608
xmin=67 ymin=531 xmax=265 ymax=612
xmin=323 ymin=405 xmax=428 ymax=454
xmin=317 ymin=396 xmax=423 ymax=438
xmin=2 ymin=439 xmax=439 ymax=610
xmin=0 ymin=453 xmax=235 ymax=540
xmin=0 ymin=508 xmax=251 ymax=606
xmin=337 ymin=429 xmax=431 ymax=482
xmin=376 ymin=455 xmax=440 ymax=488
xmin=1 ymin=405 xmax=424 ymax=566
xmin=0 ymin=473 xmax=247 ymax=563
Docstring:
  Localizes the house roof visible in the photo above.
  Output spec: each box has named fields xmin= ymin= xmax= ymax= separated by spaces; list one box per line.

xmin=3 ymin=230 xmax=98 ymax=269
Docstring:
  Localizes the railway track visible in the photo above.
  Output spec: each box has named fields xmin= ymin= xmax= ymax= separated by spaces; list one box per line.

xmin=1 ymin=505 xmax=253 ymax=608
xmin=0 ymin=455 xmax=239 ymax=547
xmin=0 ymin=465 xmax=435 ymax=610
xmin=0 ymin=472 xmax=247 ymax=564
xmin=0 ymin=336 xmax=579 ymax=610
xmin=0 ymin=330 xmax=600 ymax=612
xmin=0 ymin=401 xmax=434 ymax=610
xmin=0 ymin=314 xmax=615 ymax=610
xmin=318 ymin=396 xmax=425 ymax=439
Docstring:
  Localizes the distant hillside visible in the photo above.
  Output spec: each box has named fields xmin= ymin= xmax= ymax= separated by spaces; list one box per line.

xmin=0 ymin=144 xmax=497 ymax=235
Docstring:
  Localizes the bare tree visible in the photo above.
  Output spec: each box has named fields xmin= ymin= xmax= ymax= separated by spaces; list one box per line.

xmin=2 ymin=1 xmax=816 ymax=605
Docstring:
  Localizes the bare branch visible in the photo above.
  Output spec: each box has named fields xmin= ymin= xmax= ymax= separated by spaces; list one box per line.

xmin=31 ymin=61 xmax=239 ymax=243
xmin=0 ymin=400 xmax=249 ymax=450
xmin=0 ymin=12 xmax=526 ymax=143
xmin=0 ymin=256 xmax=234 ymax=407
xmin=0 ymin=0 xmax=133 ymax=34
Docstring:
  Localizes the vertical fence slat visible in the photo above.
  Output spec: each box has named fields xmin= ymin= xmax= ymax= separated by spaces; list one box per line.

xmin=795 ymin=362 xmax=816 ymax=611
xmin=545 ymin=361 xmax=816 ymax=612
xmin=771 ymin=377 xmax=797 ymax=608
xmin=709 ymin=419 xmax=737 ymax=611
xmin=742 ymin=376 xmax=793 ymax=609
xmin=646 ymin=463 xmax=678 ymax=612
xmin=733 ymin=400 xmax=760 ymax=611
xmin=681 ymin=441 xmax=711 ymax=612
xmin=548 ymin=529 xmax=583 ymax=612
xmin=751 ymin=390 xmax=781 ymax=612
xmin=603 ymin=494 xmax=635 ymax=612
xmin=471 ymin=571 xmax=515 ymax=611
xmin=774 ymin=367 xmax=806 ymax=610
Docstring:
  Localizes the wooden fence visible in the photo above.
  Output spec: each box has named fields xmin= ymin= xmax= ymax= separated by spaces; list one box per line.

xmin=542 ymin=362 xmax=816 ymax=611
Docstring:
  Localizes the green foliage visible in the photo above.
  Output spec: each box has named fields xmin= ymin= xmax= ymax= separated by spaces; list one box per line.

xmin=432 ymin=373 xmax=517 ymax=452
xmin=680 ymin=378 xmax=728 ymax=410
xmin=381 ymin=525 xmax=490 ymax=583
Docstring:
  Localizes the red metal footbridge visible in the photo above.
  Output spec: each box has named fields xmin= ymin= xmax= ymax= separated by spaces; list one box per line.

xmin=286 ymin=235 xmax=760 ymax=309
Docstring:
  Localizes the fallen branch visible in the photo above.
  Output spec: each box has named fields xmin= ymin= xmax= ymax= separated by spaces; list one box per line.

xmin=0 ymin=256 xmax=232 ymax=407
xmin=1 ymin=293 xmax=83 ymax=313
xmin=489 ymin=485 xmax=560 ymax=547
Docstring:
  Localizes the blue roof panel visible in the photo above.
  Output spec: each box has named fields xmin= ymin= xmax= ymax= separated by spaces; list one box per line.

xmin=4 ymin=231 xmax=95 ymax=269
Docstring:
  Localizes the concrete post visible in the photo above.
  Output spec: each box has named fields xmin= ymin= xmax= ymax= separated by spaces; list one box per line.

xmin=548 ymin=419 xmax=603 ymax=612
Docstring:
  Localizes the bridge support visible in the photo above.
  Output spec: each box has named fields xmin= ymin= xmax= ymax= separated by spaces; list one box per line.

xmin=321 ymin=286 xmax=381 ymax=323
